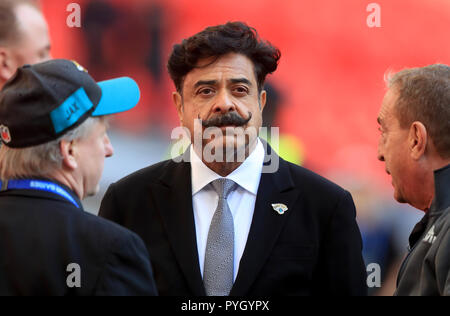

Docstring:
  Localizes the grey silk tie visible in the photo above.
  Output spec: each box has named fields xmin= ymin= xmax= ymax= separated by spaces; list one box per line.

xmin=203 ymin=178 xmax=237 ymax=296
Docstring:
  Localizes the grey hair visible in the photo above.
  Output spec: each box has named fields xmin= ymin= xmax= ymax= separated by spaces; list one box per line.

xmin=0 ymin=117 xmax=100 ymax=180
xmin=384 ymin=64 xmax=450 ymax=159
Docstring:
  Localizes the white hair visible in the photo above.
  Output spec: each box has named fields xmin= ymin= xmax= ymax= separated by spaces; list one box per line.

xmin=0 ymin=117 xmax=99 ymax=180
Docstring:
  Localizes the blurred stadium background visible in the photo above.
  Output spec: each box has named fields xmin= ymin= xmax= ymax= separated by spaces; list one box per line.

xmin=39 ymin=0 xmax=450 ymax=295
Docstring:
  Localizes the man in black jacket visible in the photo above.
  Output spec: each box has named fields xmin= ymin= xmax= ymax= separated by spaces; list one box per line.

xmin=100 ymin=22 xmax=367 ymax=296
xmin=377 ymin=64 xmax=449 ymax=296
xmin=0 ymin=59 xmax=158 ymax=295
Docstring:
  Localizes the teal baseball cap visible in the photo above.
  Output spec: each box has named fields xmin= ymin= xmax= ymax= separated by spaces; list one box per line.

xmin=0 ymin=59 xmax=140 ymax=148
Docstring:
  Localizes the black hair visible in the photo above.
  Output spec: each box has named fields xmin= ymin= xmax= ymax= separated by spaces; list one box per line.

xmin=167 ymin=21 xmax=281 ymax=93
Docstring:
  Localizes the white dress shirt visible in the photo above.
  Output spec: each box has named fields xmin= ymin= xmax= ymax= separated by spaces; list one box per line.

xmin=190 ymin=138 xmax=265 ymax=281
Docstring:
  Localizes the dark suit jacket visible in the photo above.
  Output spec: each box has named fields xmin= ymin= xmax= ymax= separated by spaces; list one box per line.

xmin=99 ymin=145 xmax=367 ymax=296
xmin=0 ymin=179 xmax=158 ymax=296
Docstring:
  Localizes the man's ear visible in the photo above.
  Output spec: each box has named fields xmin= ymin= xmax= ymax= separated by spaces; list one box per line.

xmin=59 ymin=139 xmax=78 ymax=170
xmin=0 ymin=48 xmax=17 ymax=82
xmin=409 ymin=121 xmax=428 ymax=160
xmin=259 ymin=90 xmax=267 ymax=111
xmin=172 ymin=91 xmax=184 ymax=125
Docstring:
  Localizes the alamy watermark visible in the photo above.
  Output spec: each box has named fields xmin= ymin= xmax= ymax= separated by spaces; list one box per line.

xmin=367 ymin=263 xmax=381 ymax=288
xmin=366 ymin=3 xmax=381 ymax=28
xmin=66 ymin=263 xmax=81 ymax=288
xmin=64 ymin=261 xmax=380 ymax=289
xmin=66 ymin=3 xmax=81 ymax=28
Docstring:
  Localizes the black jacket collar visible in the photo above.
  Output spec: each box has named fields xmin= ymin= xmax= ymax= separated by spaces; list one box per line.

xmin=409 ymin=164 xmax=450 ymax=247
xmin=430 ymin=164 xmax=450 ymax=215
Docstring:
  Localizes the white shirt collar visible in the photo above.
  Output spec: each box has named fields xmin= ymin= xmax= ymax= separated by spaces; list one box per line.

xmin=190 ymin=138 xmax=265 ymax=196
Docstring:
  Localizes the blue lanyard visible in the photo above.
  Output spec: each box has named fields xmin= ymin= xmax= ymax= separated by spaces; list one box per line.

xmin=0 ymin=179 xmax=80 ymax=209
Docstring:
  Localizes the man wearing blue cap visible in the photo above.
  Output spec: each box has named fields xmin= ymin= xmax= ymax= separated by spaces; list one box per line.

xmin=0 ymin=59 xmax=157 ymax=295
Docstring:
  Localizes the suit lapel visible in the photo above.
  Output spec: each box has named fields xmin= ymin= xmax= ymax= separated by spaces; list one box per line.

xmin=230 ymin=153 xmax=300 ymax=296
xmin=150 ymin=156 xmax=206 ymax=296
xmin=149 ymin=145 xmax=300 ymax=296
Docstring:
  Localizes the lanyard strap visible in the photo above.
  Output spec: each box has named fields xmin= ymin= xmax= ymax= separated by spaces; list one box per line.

xmin=0 ymin=179 xmax=80 ymax=209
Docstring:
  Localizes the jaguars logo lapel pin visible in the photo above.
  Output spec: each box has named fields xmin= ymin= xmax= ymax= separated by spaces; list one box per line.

xmin=272 ymin=203 xmax=288 ymax=215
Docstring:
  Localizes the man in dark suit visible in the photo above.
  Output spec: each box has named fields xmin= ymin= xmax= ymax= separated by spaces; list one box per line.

xmin=99 ymin=22 xmax=367 ymax=296
xmin=0 ymin=59 xmax=157 ymax=295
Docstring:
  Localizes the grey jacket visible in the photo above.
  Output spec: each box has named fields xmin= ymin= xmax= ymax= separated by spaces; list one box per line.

xmin=395 ymin=164 xmax=450 ymax=296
